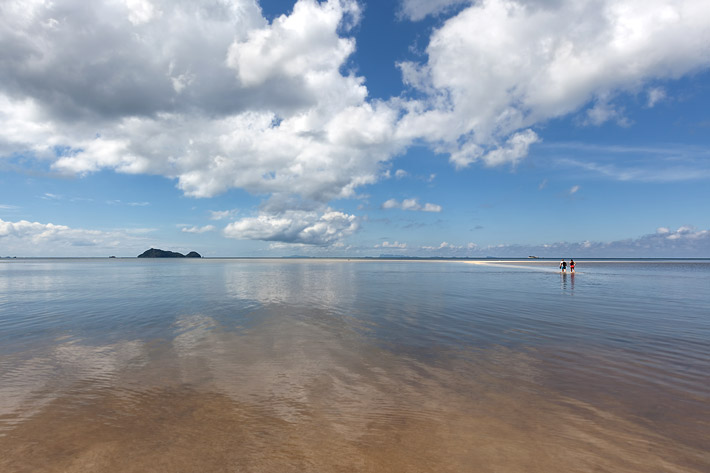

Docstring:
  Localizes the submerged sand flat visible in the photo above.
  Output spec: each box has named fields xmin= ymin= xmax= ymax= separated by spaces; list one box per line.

xmin=1 ymin=259 xmax=708 ymax=472
xmin=1 ymin=315 xmax=708 ymax=473
xmin=2 ymin=385 xmax=706 ymax=473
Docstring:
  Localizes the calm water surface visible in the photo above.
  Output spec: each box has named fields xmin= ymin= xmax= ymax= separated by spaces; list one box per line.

xmin=1 ymin=259 xmax=708 ymax=472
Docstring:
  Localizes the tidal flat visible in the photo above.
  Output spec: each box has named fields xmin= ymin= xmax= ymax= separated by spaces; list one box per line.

xmin=1 ymin=259 xmax=708 ymax=472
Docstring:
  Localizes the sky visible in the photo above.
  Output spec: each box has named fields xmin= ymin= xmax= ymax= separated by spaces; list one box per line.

xmin=1 ymin=0 xmax=709 ymax=257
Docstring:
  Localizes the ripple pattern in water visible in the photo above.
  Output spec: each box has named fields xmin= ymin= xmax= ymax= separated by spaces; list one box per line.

xmin=1 ymin=259 xmax=709 ymax=472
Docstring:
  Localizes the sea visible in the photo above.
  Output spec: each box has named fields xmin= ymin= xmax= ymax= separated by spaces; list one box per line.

xmin=1 ymin=258 xmax=708 ymax=472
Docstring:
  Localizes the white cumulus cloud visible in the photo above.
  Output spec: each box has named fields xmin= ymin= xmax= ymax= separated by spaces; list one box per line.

xmin=0 ymin=0 xmax=404 ymax=207
xmin=382 ymin=198 xmax=442 ymax=212
xmin=375 ymin=241 xmax=408 ymax=249
xmin=647 ymin=87 xmax=667 ymax=107
xmin=209 ymin=209 xmax=239 ymax=221
xmin=181 ymin=225 xmax=216 ymax=234
xmin=480 ymin=226 xmax=710 ymax=257
xmin=397 ymin=0 xmax=710 ymax=167
xmin=223 ymin=209 xmax=359 ymax=246
xmin=0 ymin=218 xmax=152 ymax=256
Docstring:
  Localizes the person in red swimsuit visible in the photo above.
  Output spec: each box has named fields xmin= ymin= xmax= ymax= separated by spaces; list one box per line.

xmin=570 ymin=259 xmax=575 ymax=273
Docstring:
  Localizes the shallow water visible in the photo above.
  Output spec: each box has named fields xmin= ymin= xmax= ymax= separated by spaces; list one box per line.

xmin=1 ymin=259 xmax=709 ymax=472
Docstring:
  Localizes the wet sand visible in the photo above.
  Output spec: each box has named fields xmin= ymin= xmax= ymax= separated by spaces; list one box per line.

xmin=1 ymin=316 xmax=708 ymax=473
xmin=3 ymin=383 xmax=706 ymax=473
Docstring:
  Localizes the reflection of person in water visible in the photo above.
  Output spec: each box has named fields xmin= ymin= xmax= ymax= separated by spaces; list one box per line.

xmin=570 ymin=259 xmax=576 ymax=273
xmin=560 ymin=259 xmax=567 ymax=273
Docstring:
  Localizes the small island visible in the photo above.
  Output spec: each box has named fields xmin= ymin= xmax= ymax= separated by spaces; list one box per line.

xmin=137 ymin=248 xmax=201 ymax=258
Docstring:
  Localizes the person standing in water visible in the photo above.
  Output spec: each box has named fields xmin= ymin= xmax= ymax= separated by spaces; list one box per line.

xmin=570 ymin=259 xmax=575 ymax=273
xmin=560 ymin=259 xmax=567 ymax=273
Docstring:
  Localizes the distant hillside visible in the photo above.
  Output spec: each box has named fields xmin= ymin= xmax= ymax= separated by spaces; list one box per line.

xmin=137 ymin=248 xmax=201 ymax=258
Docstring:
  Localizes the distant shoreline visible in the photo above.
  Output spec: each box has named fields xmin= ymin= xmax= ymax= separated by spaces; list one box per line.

xmin=2 ymin=256 xmax=709 ymax=262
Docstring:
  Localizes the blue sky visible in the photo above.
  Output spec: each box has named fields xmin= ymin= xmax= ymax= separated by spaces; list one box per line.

xmin=1 ymin=0 xmax=709 ymax=257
